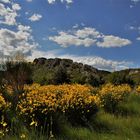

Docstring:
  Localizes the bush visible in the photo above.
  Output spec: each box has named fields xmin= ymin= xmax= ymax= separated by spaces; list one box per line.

xmin=17 ymin=84 xmax=99 ymax=127
xmin=0 ymin=93 xmax=10 ymax=137
xmin=136 ymin=85 xmax=140 ymax=94
xmin=107 ymin=72 xmax=134 ymax=86
xmin=98 ymin=84 xmax=131 ymax=113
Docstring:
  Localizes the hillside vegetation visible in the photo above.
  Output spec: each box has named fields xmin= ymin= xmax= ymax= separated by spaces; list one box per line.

xmin=32 ymin=58 xmax=140 ymax=86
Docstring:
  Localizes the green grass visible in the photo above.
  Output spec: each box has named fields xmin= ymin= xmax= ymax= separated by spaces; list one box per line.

xmin=55 ymin=93 xmax=140 ymax=140
xmin=2 ymin=94 xmax=140 ymax=140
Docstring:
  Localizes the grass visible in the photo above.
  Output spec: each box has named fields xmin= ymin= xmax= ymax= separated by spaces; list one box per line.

xmin=1 ymin=93 xmax=140 ymax=140
xmin=55 ymin=93 xmax=140 ymax=140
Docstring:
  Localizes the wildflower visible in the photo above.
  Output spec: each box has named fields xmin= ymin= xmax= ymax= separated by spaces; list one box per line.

xmin=2 ymin=122 xmax=7 ymax=127
xmin=30 ymin=120 xmax=38 ymax=126
xmin=20 ymin=133 xmax=26 ymax=139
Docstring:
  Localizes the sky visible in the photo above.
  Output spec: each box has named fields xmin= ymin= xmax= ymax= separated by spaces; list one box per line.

xmin=0 ymin=0 xmax=140 ymax=71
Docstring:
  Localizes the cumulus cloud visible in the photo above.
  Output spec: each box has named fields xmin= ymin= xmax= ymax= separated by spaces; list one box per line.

xmin=0 ymin=2 xmax=21 ymax=25
xmin=49 ymin=31 xmax=97 ymax=47
xmin=0 ymin=25 xmax=38 ymax=56
xmin=0 ymin=0 xmax=11 ymax=3
xmin=97 ymin=35 xmax=131 ymax=48
xmin=75 ymin=27 xmax=101 ymax=38
xmin=12 ymin=3 xmax=21 ymax=11
xmin=29 ymin=14 xmax=42 ymax=22
xmin=0 ymin=1 xmax=39 ymax=61
xmin=47 ymin=0 xmax=73 ymax=4
xmin=49 ymin=27 xmax=131 ymax=48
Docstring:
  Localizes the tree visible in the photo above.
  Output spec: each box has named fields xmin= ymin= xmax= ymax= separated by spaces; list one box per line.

xmin=4 ymin=62 xmax=32 ymax=93
xmin=85 ymin=74 xmax=100 ymax=87
xmin=53 ymin=65 xmax=70 ymax=85
xmin=2 ymin=51 xmax=31 ymax=99
xmin=107 ymin=72 xmax=134 ymax=85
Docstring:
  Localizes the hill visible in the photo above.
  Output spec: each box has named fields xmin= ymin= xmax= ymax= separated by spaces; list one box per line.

xmin=32 ymin=57 xmax=110 ymax=86
xmin=108 ymin=68 xmax=140 ymax=85
xmin=1 ymin=57 xmax=140 ymax=86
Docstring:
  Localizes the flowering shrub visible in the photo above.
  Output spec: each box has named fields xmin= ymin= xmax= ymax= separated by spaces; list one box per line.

xmin=98 ymin=83 xmax=131 ymax=113
xmin=136 ymin=85 xmax=140 ymax=94
xmin=0 ymin=94 xmax=6 ymax=110
xmin=58 ymin=84 xmax=100 ymax=124
xmin=17 ymin=84 xmax=99 ymax=126
xmin=0 ymin=94 xmax=9 ymax=138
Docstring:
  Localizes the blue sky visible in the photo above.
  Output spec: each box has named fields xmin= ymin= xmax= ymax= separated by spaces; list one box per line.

xmin=0 ymin=0 xmax=140 ymax=71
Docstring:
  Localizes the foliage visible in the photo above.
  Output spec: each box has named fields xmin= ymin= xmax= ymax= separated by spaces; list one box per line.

xmin=53 ymin=65 xmax=70 ymax=85
xmin=136 ymin=85 xmax=140 ymax=94
xmin=107 ymin=72 xmax=134 ymax=86
xmin=0 ymin=83 xmax=140 ymax=139
xmin=17 ymin=84 xmax=99 ymax=126
xmin=0 ymin=94 xmax=6 ymax=111
xmin=98 ymin=83 xmax=131 ymax=113
xmin=32 ymin=58 xmax=108 ymax=86
xmin=4 ymin=62 xmax=32 ymax=92
xmin=0 ymin=93 xmax=10 ymax=138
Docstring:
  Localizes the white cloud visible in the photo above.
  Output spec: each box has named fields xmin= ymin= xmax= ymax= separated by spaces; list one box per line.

xmin=12 ymin=3 xmax=21 ymax=11
xmin=130 ymin=5 xmax=134 ymax=8
xmin=75 ymin=27 xmax=101 ymax=38
xmin=48 ymin=0 xmax=55 ymax=4
xmin=63 ymin=0 xmax=73 ymax=4
xmin=130 ymin=0 xmax=140 ymax=8
xmin=131 ymin=0 xmax=140 ymax=3
xmin=0 ymin=1 xmax=40 ymax=61
xmin=29 ymin=14 xmax=42 ymax=22
xmin=0 ymin=2 xmax=21 ymax=25
xmin=26 ymin=0 xmax=32 ymax=2
xmin=49 ymin=27 xmax=131 ymax=48
xmin=129 ymin=26 xmax=136 ymax=30
xmin=0 ymin=0 xmax=11 ymax=3
xmin=136 ymin=37 xmax=140 ymax=40
xmin=97 ymin=35 xmax=131 ymax=48
xmin=0 ymin=25 xmax=38 ymax=56
xmin=47 ymin=0 xmax=73 ymax=4
xmin=128 ymin=25 xmax=140 ymax=31
xmin=73 ymin=24 xmax=79 ymax=29
xmin=18 ymin=24 xmax=32 ymax=32
xmin=49 ymin=31 xmax=97 ymax=47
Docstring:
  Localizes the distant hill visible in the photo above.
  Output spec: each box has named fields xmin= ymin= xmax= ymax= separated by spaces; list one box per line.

xmin=32 ymin=57 xmax=110 ymax=86
xmin=109 ymin=68 xmax=140 ymax=85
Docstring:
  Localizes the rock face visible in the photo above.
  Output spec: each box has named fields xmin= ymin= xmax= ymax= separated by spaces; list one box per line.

xmin=33 ymin=58 xmax=47 ymax=65
xmin=33 ymin=57 xmax=101 ymax=73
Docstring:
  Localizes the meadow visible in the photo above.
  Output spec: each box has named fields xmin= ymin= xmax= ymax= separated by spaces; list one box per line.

xmin=0 ymin=83 xmax=140 ymax=140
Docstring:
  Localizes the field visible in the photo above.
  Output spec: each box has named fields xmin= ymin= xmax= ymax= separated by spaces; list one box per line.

xmin=0 ymin=83 xmax=140 ymax=140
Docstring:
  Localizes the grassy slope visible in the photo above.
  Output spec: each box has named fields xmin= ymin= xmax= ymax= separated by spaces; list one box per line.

xmin=57 ymin=94 xmax=140 ymax=140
